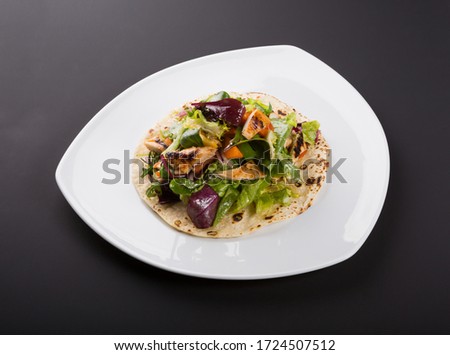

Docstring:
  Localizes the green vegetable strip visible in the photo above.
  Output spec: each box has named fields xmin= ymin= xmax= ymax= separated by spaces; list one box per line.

xmin=231 ymin=126 xmax=243 ymax=145
xmin=237 ymin=142 xmax=256 ymax=159
xmin=230 ymin=136 xmax=267 ymax=147
xmin=159 ymin=165 xmax=170 ymax=180
xmin=266 ymin=130 xmax=276 ymax=160
xmin=213 ymin=186 xmax=239 ymax=226
xmin=164 ymin=125 xmax=186 ymax=153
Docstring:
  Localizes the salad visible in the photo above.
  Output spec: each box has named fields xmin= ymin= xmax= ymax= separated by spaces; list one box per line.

xmin=136 ymin=91 xmax=325 ymax=234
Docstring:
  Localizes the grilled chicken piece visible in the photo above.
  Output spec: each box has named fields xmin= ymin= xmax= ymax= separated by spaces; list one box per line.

xmin=148 ymin=161 xmax=162 ymax=181
xmin=144 ymin=128 xmax=172 ymax=153
xmin=291 ymin=134 xmax=308 ymax=165
xmin=165 ymin=147 xmax=217 ymax=175
xmin=216 ymin=162 xmax=265 ymax=180
xmin=242 ymin=109 xmax=273 ymax=139
xmin=144 ymin=137 xmax=169 ymax=153
xmin=284 ymin=136 xmax=293 ymax=149
xmin=153 ymin=161 xmax=161 ymax=170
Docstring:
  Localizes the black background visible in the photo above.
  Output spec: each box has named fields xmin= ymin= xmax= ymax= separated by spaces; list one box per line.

xmin=1 ymin=0 xmax=449 ymax=334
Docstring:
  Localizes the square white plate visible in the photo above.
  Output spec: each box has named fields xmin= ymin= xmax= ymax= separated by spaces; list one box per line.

xmin=56 ymin=45 xmax=389 ymax=279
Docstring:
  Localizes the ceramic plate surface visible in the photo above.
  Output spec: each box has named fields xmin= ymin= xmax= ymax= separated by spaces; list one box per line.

xmin=56 ymin=45 xmax=389 ymax=279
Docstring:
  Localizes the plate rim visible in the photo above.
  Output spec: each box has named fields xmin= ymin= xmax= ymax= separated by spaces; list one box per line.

xmin=55 ymin=44 xmax=390 ymax=280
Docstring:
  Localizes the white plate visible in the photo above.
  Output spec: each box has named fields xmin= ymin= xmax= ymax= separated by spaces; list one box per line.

xmin=56 ymin=45 xmax=389 ymax=280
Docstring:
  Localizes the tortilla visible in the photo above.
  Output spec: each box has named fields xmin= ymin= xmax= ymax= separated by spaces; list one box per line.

xmin=132 ymin=92 xmax=329 ymax=238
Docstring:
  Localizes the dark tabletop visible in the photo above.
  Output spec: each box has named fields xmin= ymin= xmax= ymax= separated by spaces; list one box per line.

xmin=1 ymin=0 xmax=449 ymax=334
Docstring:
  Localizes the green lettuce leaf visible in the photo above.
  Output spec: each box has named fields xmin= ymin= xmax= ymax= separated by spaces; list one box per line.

xmin=161 ymin=121 xmax=182 ymax=139
xmin=255 ymin=185 xmax=294 ymax=215
xmin=272 ymin=112 xmax=297 ymax=157
xmin=140 ymin=152 xmax=159 ymax=178
xmin=180 ymin=128 xmax=204 ymax=148
xmin=285 ymin=112 xmax=297 ymax=126
xmin=232 ymin=179 xmax=269 ymax=213
xmin=164 ymin=124 xmax=186 ymax=153
xmin=302 ymin=120 xmax=320 ymax=145
xmin=159 ymin=165 xmax=170 ymax=180
xmin=206 ymin=91 xmax=230 ymax=101
xmin=183 ymin=110 xmax=228 ymax=139
xmin=140 ymin=166 xmax=152 ymax=178
xmin=208 ymin=179 xmax=230 ymax=197
xmin=255 ymin=193 xmax=273 ymax=215
xmin=146 ymin=183 xmax=162 ymax=197
xmin=204 ymin=162 xmax=223 ymax=175
xmin=269 ymin=159 xmax=301 ymax=182
xmin=169 ymin=178 xmax=203 ymax=197
xmin=207 ymin=178 xmax=239 ymax=197
xmin=213 ymin=186 xmax=239 ymax=226
xmin=236 ymin=97 xmax=248 ymax=104
xmin=237 ymin=142 xmax=256 ymax=159
xmin=245 ymin=98 xmax=273 ymax=116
